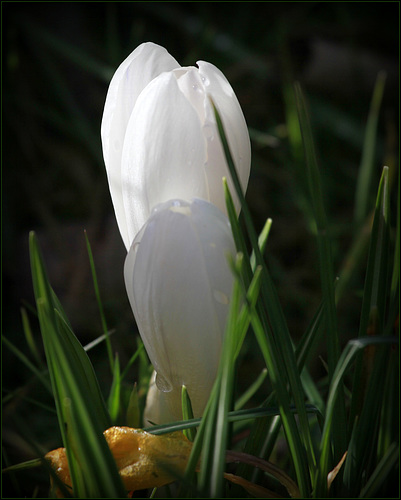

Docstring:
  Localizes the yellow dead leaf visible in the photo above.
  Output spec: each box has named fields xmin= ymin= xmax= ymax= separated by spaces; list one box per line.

xmin=45 ymin=426 xmax=193 ymax=495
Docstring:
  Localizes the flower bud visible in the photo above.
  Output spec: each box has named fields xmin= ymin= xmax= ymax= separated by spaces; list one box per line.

xmin=124 ymin=199 xmax=236 ymax=422
xmin=102 ymin=42 xmax=251 ymax=250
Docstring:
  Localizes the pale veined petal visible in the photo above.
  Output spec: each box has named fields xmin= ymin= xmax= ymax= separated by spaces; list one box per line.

xmin=197 ymin=60 xmax=251 ymax=214
xmin=121 ymin=73 xmax=208 ymax=247
xmin=101 ymin=42 xmax=180 ymax=249
xmin=124 ymin=199 xmax=235 ymax=418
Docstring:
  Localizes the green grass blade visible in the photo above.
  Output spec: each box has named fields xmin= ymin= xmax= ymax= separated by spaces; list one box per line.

xmin=354 ymin=72 xmax=387 ymax=227
xmin=314 ymin=336 xmax=397 ymax=497
xmin=359 ymin=443 xmax=399 ymax=498
xmin=29 ymin=232 xmax=126 ymax=497
xmin=145 ymin=405 xmax=320 ymax=435
xmin=250 ymin=218 xmax=272 ymax=271
xmin=348 ymin=167 xmax=390 ymax=431
xmin=120 ymin=341 xmax=145 ymax=382
xmin=52 ymin=310 xmax=126 ymax=497
xmin=294 ymin=83 xmax=347 ymax=461
xmin=181 ymin=386 xmax=196 ymax=442
xmin=335 ymin=215 xmax=372 ymax=302
xmin=390 ymin=180 xmax=399 ymax=300
xmin=126 ymin=383 xmax=140 ymax=428
xmin=248 ymin=305 xmax=312 ymax=494
xmin=234 ymin=368 xmax=268 ymax=411
xmin=2 ymin=335 xmax=52 ymax=394
xmin=214 ymin=100 xmax=314 ymax=494
xmin=107 ymin=354 xmax=121 ymax=424
xmin=209 ymin=259 xmax=243 ymax=497
xmin=343 ymin=166 xmax=394 ymax=496
xmin=85 ymin=231 xmax=115 ymax=373
xmin=20 ymin=307 xmax=44 ymax=368
xmin=343 ymin=343 xmax=396 ymax=496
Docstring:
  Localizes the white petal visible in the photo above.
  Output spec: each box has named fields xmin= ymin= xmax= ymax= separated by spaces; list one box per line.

xmin=143 ymin=372 xmax=182 ymax=425
xmin=121 ymin=72 xmax=208 ymax=247
xmin=197 ymin=61 xmax=251 ymax=214
xmin=124 ymin=199 xmax=235 ymax=418
xmin=101 ymin=42 xmax=180 ymax=249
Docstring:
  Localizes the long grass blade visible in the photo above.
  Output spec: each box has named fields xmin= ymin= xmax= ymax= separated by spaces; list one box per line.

xmin=85 ymin=230 xmax=114 ymax=373
xmin=29 ymin=232 xmax=126 ymax=497
xmin=348 ymin=167 xmax=390 ymax=432
xmin=354 ymin=72 xmax=387 ymax=226
xmin=294 ymin=83 xmax=347 ymax=462
xmin=214 ymin=99 xmax=315 ymax=494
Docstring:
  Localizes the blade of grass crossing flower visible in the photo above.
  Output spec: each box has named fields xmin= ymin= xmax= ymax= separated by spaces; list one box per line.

xmin=354 ymin=72 xmax=387 ymax=227
xmin=223 ymin=177 xmax=253 ymax=284
xmin=294 ymin=83 xmax=347 ymax=462
xmin=85 ymin=230 xmax=114 ymax=373
xmin=209 ymin=257 xmax=243 ymax=497
xmin=195 ymin=256 xmax=243 ymax=496
xmin=145 ymin=405 xmax=321 ymax=436
xmin=215 ymin=99 xmax=315 ymax=493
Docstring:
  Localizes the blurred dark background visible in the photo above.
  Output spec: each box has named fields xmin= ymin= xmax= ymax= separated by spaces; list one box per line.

xmin=2 ymin=2 xmax=398 ymax=496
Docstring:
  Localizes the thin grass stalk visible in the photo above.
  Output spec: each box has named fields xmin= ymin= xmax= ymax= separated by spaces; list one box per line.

xmin=85 ymin=231 xmax=115 ymax=373
xmin=145 ymin=405 xmax=320 ymax=436
xmin=107 ymin=354 xmax=121 ymax=423
xmin=2 ymin=335 xmax=52 ymax=394
xmin=354 ymin=72 xmax=387 ymax=227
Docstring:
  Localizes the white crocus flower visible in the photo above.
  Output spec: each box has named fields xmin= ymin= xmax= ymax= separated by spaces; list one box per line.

xmin=101 ymin=42 xmax=251 ymax=250
xmin=124 ymin=199 xmax=236 ymax=423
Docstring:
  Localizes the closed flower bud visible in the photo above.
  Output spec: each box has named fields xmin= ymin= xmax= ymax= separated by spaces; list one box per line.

xmin=124 ymin=199 xmax=236 ymax=422
xmin=102 ymin=42 xmax=251 ymax=250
